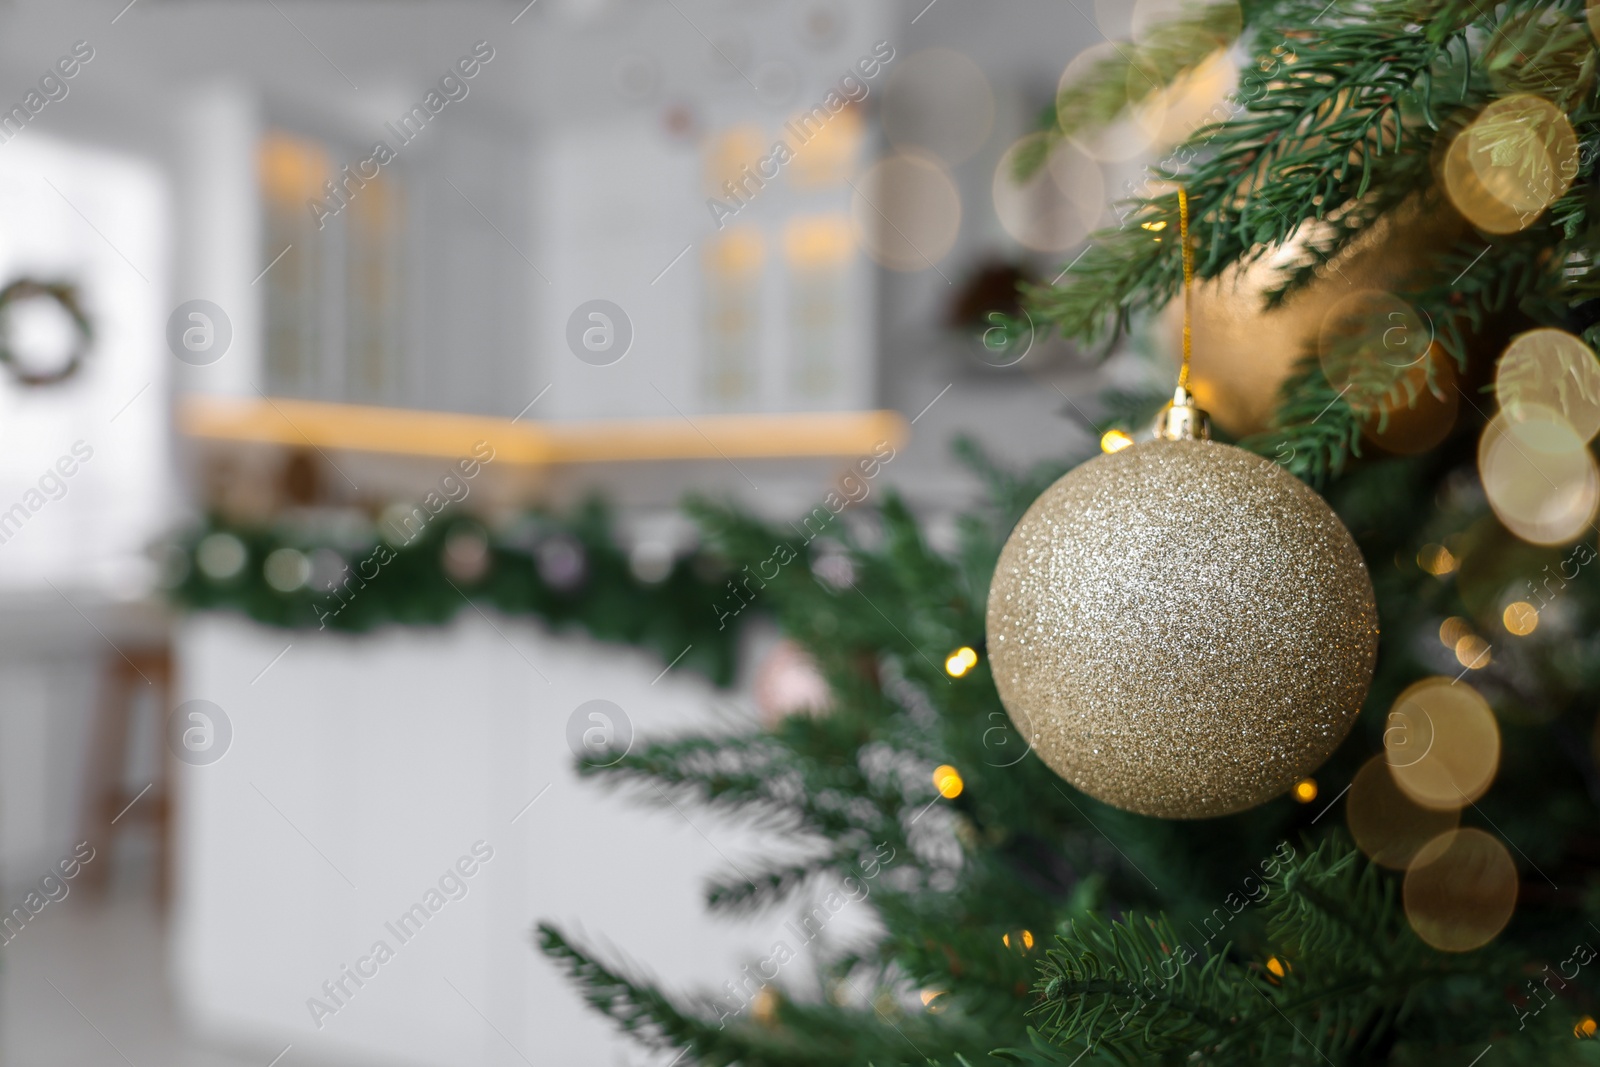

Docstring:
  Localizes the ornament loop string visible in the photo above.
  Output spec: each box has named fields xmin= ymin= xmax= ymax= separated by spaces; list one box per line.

xmin=1153 ymin=187 xmax=1209 ymax=441
xmin=1178 ymin=186 xmax=1193 ymax=392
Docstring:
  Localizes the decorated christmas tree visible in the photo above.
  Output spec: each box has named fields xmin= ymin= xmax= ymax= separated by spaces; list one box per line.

xmin=522 ymin=0 xmax=1600 ymax=1062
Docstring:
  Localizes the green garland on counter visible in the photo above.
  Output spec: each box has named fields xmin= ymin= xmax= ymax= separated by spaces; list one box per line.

xmin=169 ymin=500 xmax=751 ymax=686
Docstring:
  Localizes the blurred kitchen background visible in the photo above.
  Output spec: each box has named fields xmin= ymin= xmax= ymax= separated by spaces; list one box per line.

xmin=0 ymin=0 xmax=1219 ymax=1063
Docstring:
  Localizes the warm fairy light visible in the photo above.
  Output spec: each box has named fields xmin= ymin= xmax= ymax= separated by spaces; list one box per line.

xmin=1454 ymin=634 xmax=1491 ymax=670
xmin=1503 ymin=602 xmax=1540 ymax=636
xmin=1417 ymin=544 xmax=1457 ymax=576
xmin=855 ymin=153 xmax=962 ymax=271
xmin=1347 ymin=755 xmax=1460 ymax=870
xmin=992 ymin=134 xmax=1102 ymax=253
xmin=1478 ymin=405 xmax=1600 ymax=547
xmin=1445 ymin=95 xmax=1578 ymax=235
xmin=944 ymin=646 xmax=979 ymax=677
xmin=933 ymin=764 xmax=964 ymax=798
xmin=1404 ymin=828 xmax=1518 ymax=952
xmin=1438 ymin=617 xmax=1471 ymax=648
xmin=1317 ymin=290 xmax=1430 ymax=418
xmin=920 ymin=989 xmax=946 ymax=1013
xmin=1141 ymin=220 xmax=1168 ymax=231
xmin=1576 ymin=1016 xmax=1597 ymax=1038
xmin=1002 ymin=930 xmax=1036 ymax=950
xmin=1055 ymin=40 xmax=1163 ymax=163
xmin=1495 ymin=329 xmax=1600 ymax=443
xmin=1266 ymin=957 xmax=1290 ymax=978
xmin=1292 ymin=778 xmax=1318 ymax=803
xmin=1384 ymin=678 xmax=1501 ymax=812
xmin=751 ymin=986 xmax=779 ymax=1024
xmin=1100 ymin=429 xmax=1134 ymax=453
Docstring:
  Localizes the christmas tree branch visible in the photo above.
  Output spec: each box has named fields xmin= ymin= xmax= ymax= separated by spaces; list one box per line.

xmin=1024 ymin=0 xmax=1483 ymax=348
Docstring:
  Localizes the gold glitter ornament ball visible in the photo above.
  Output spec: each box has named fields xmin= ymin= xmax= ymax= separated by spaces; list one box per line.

xmin=987 ymin=439 xmax=1378 ymax=819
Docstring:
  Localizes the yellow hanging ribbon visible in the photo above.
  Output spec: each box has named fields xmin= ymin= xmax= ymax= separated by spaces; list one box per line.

xmin=1177 ymin=186 xmax=1194 ymax=393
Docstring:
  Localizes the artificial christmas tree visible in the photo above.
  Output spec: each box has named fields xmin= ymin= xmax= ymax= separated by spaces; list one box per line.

xmin=538 ymin=1 xmax=1600 ymax=1062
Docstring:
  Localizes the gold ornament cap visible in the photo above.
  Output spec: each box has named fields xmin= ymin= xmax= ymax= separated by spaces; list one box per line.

xmin=1153 ymin=385 xmax=1211 ymax=441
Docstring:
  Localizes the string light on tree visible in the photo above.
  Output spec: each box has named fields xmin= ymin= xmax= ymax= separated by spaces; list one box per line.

xmin=933 ymin=764 xmax=964 ymax=798
xmin=944 ymin=646 xmax=979 ymax=677
xmin=1002 ymin=929 xmax=1035 ymax=953
xmin=1099 ymin=429 xmax=1134 ymax=453
xmin=1292 ymin=778 xmax=1317 ymax=803
xmin=986 ymin=188 xmax=1378 ymax=818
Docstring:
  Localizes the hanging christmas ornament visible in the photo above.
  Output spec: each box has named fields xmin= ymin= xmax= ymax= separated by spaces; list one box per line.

xmin=1170 ymin=197 xmax=1466 ymax=437
xmin=987 ymin=189 xmax=1379 ymax=818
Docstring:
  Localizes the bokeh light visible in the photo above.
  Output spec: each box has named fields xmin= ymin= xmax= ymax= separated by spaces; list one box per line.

xmin=789 ymin=105 xmax=863 ymax=189
xmin=1347 ymin=756 xmax=1461 ymax=870
xmin=751 ymin=986 xmax=779 ymax=1024
xmin=1503 ymin=601 xmax=1539 ymax=636
xmin=1001 ymin=929 xmax=1035 ymax=952
xmin=1133 ymin=49 xmax=1238 ymax=149
xmin=1292 ymin=777 xmax=1317 ymax=803
xmin=196 ymin=532 xmax=248 ymax=580
xmin=705 ymin=124 xmax=767 ymax=197
xmin=1418 ymin=544 xmax=1457 ymax=576
xmin=934 ymin=764 xmax=964 ymax=798
xmin=1442 ymin=95 xmax=1577 ymax=234
xmin=783 ymin=215 xmax=854 ymax=271
xmin=1454 ymin=634 xmax=1491 ymax=671
xmin=1478 ymin=404 xmax=1600 ymax=547
xmin=882 ymin=48 xmax=995 ymax=166
xmin=1100 ymin=429 xmax=1134 ymax=453
xmin=1465 ymin=98 xmax=1576 ymax=214
xmin=1384 ymin=678 xmax=1501 ymax=811
xmin=1403 ymin=828 xmax=1518 ymax=952
xmin=852 ymin=153 xmax=961 ymax=272
xmin=1130 ymin=0 xmax=1242 ymax=45
xmin=1317 ymin=290 xmax=1431 ymax=417
xmin=1360 ymin=345 xmax=1459 ymax=455
xmin=1056 ymin=41 xmax=1163 ymax=162
xmin=944 ymin=646 xmax=978 ymax=678
xmin=1495 ymin=328 xmax=1600 ymax=443
xmin=263 ymin=547 xmax=311 ymax=592
xmin=992 ymin=134 xmax=1103 ymax=253
xmin=705 ymin=227 xmax=765 ymax=280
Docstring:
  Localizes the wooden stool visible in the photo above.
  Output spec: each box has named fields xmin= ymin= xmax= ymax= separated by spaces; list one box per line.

xmin=77 ymin=648 xmax=173 ymax=904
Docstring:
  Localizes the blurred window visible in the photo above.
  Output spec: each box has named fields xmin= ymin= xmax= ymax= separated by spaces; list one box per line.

xmin=259 ymin=130 xmax=406 ymax=403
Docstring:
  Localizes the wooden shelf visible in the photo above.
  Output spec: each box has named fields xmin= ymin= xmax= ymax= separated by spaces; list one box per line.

xmin=178 ymin=395 xmax=908 ymax=466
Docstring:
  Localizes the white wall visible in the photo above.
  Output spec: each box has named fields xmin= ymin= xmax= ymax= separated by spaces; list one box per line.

xmin=0 ymin=134 xmax=172 ymax=594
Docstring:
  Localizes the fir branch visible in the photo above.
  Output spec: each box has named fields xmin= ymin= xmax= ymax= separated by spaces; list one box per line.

xmin=1239 ymin=356 xmax=1364 ymax=486
xmin=1024 ymin=0 xmax=1483 ymax=348
xmin=1022 ymin=838 xmax=1495 ymax=1065
xmin=1018 ymin=1 xmax=1247 ymax=181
